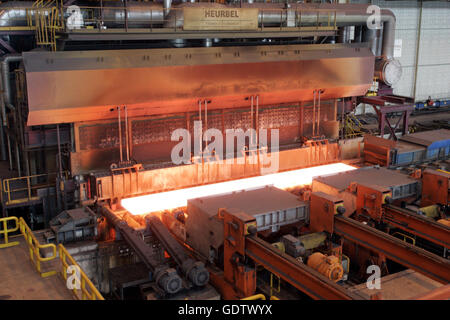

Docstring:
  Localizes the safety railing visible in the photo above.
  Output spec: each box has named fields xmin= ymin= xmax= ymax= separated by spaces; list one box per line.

xmin=62 ymin=5 xmax=338 ymax=33
xmin=392 ymin=232 xmax=416 ymax=246
xmin=59 ymin=244 xmax=104 ymax=300
xmin=0 ymin=216 xmax=104 ymax=300
xmin=1 ymin=171 xmax=68 ymax=206
xmin=19 ymin=217 xmax=58 ymax=278
xmin=34 ymin=6 xmax=61 ymax=51
xmin=341 ymin=114 xmax=367 ymax=139
xmin=241 ymin=294 xmax=281 ymax=300
xmin=269 ymin=272 xmax=281 ymax=298
xmin=0 ymin=216 xmax=20 ymax=249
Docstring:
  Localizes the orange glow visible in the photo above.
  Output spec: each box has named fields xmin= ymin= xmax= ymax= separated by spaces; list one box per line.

xmin=121 ymin=163 xmax=356 ymax=215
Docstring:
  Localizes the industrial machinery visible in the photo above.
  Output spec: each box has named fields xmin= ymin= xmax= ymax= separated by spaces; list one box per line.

xmin=312 ymin=165 xmax=450 ymax=259
xmin=364 ymin=129 xmax=450 ymax=167
xmin=0 ymin=0 xmax=449 ymax=301
xmin=0 ymin=1 xmax=404 ymax=222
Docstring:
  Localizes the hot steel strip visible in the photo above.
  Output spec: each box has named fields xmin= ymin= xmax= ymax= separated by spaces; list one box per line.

xmin=245 ymin=236 xmax=362 ymax=300
xmin=334 ymin=215 xmax=450 ymax=284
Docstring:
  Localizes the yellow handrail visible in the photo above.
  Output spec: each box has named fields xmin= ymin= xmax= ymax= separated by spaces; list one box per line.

xmin=241 ymin=294 xmax=266 ymax=300
xmin=270 ymin=296 xmax=280 ymax=300
xmin=0 ymin=216 xmax=104 ymax=300
xmin=270 ymin=272 xmax=281 ymax=297
xmin=0 ymin=216 xmax=20 ymax=249
xmin=2 ymin=171 xmax=68 ymax=206
xmin=392 ymin=232 xmax=416 ymax=246
xmin=59 ymin=244 xmax=104 ymax=300
xmin=19 ymin=217 xmax=58 ymax=278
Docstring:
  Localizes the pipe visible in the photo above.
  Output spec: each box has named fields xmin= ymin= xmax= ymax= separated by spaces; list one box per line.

xmin=57 ymin=124 xmax=62 ymax=178
xmin=15 ymin=140 xmax=20 ymax=176
xmin=312 ymin=90 xmax=316 ymax=136
xmin=162 ymin=3 xmax=396 ymax=59
xmin=412 ymin=0 xmax=423 ymax=100
xmin=363 ymin=28 xmax=382 ymax=57
xmin=0 ymin=2 xmax=36 ymax=28
xmin=0 ymin=116 xmax=6 ymax=161
xmin=1 ymin=54 xmax=22 ymax=126
xmin=256 ymin=95 xmax=259 ymax=147
xmin=204 ymin=99 xmax=207 ymax=133
xmin=6 ymin=134 xmax=12 ymax=170
xmin=117 ymin=106 xmax=122 ymax=163
xmin=0 ymin=2 xmax=395 ymax=59
xmin=250 ymin=95 xmax=254 ymax=145
xmin=198 ymin=99 xmax=202 ymax=155
xmin=164 ymin=0 xmax=172 ymax=17
xmin=92 ymin=2 xmax=165 ymax=27
xmin=317 ymin=89 xmax=321 ymax=136
xmin=124 ymin=105 xmax=130 ymax=162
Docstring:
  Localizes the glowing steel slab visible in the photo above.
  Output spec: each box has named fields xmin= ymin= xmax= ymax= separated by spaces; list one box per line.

xmin=121 ymin=163 xmax=356 ymax=215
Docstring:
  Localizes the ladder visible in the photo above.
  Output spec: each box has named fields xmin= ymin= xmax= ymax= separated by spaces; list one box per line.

xmin=32 ymin=0 xmax=64 ymax=51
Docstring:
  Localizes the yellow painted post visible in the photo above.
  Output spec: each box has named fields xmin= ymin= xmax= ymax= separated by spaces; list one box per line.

xmin=0 ymin=217 xmax=20 ymax=248
xmin=27 ymin=176 xmax=31 ymax=201
xmin=7 ymin=180 xmax=11 ymax=204
xmin=3 ymin=219 xmax=7 ymax=244
xmin=270 ymin=273 xmax=281 ymax=297
xmin=81 ymin=278 xmax=86 ymax=300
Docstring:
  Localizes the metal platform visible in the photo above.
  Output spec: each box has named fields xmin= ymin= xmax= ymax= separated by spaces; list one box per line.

xmin=0 ymin=237 xmax=74 ymax=300
xmin=348 ymin=269 xmax=442 ymax=300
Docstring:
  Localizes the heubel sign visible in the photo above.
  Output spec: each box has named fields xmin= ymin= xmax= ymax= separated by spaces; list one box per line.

xmin=183 ymin=8 xmax=259 ymax=31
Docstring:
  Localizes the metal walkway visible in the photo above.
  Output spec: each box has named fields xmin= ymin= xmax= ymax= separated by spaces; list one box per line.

xmin=0 ymin=236 xmax=73 ymax=300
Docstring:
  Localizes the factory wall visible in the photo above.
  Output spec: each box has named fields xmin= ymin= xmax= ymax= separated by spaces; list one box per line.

xmin=354 ymin=0 xmax=450 ymax=115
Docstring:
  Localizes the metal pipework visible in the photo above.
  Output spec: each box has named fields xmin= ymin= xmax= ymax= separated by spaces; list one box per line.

xmin=99 ymin=1 xmax=164 ymax=27
xmin=1 ymin=54 xmax=22 ymax=126
xmin=147 ymin=215 xmax=210 ymax=287
xmin=0 ymin=54 xmax=22 ymax=163
xmin=164 ymin=0 xmax=172 ymax=17
xmin=0 ymin=1 xmax=36 ymax=28
xmin=124 ymin=105 xmax=130 ymax=162
xmin=162 ymin=3 xmax=396 ymax=59
xmin=102 ymin=207 xmax=183 ymax=294
xmin=117 ymin=106 xmax=122 ymax=162
xmin=0 ymin=2 xmax=396 ymax=59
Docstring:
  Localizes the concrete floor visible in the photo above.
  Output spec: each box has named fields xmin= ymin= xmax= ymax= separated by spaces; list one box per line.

xmin=0 ymin=236 xmax=74 ymax=300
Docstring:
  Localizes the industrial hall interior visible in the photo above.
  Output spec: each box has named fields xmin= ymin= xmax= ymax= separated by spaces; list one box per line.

xmin=0 ymin=0 xmax=449 ymax=301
